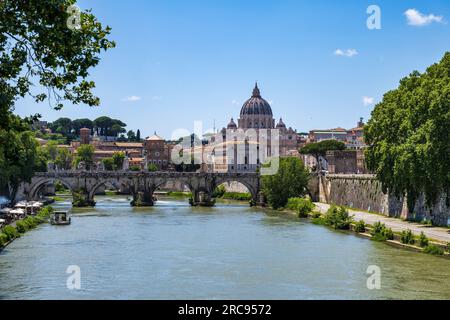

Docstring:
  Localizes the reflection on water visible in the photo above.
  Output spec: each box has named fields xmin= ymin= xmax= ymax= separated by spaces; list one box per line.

xmin=0 ymin=196 xmax=449 ymax=300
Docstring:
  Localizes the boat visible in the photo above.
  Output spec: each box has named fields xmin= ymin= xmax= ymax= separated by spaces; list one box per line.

xmin=50 ymin=211 xmax=71 ymax=226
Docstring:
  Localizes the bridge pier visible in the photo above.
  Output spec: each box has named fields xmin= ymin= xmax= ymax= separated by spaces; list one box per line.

xmin=131 ymin=191 xmax=155 ymax=207
xmin=74 ymin=189 xmax=96 ymax=208
xmin=190 ymin=190 xmax=216 ymax=207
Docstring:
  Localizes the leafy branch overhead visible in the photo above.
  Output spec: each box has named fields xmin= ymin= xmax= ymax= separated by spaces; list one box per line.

xmin=0 ymin=0 xmax=114 ymax=201
xmin=0 ymin=0 xmax=115 ymax=112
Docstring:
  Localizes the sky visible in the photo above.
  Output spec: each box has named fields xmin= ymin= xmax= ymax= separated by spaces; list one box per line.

xmin=13 ymin=0 xmax=450 ymax=138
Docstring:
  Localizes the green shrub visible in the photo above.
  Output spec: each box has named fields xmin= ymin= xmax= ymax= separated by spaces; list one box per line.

xmin=129 ymin=165 xmax=141 ymax=172
xmin=370 ymin=222 xmax=393 ymax=241
xmin=312 ymin=216 xmax=327 ymax=226
xmin=383 ymin=228 xmax=394 ymax=240
xmin=167 ymin=191 xmax=192 ymax=197
xmin=286 ymin=198 xmax=302 ymax=210
xmin=286 ymin=198 xmax=315 ymax=218
xmin=323 ymin=205 xmax=353 ymax=230
xmin=2 ymin=225 xmax=19 ymax=241
xmin=418 ymin=232 xmax=429 ymax=248
xmin=212 ymin=185 xmax=226 ymax=198
xmin=447 ymin=243 xmax=450 ymax=253
xmin=311 ymin=211 xmax=322 ymax=219
xmin=221 ymin=192 xmax=252 ymax=201
xmin=24 ymin=217 xmax=38 ymax=229
xmin=354 ymin=220 xmax=366 ymax=233
xmin=0 ymin=233 xmax=9 ymax=247
xmin=423 ymin=245 xmax=444 ymax=256
xmin=38 ymin=206 xmax=54 ymax=218
xmin=400 ymin=230 xmax=415 ymax=245
xmin=15 ymin=221 xmax=29 ymax=233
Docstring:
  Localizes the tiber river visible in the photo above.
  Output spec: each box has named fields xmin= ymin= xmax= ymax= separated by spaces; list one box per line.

xmin=0 ymin=196 xmax=449 ymax=300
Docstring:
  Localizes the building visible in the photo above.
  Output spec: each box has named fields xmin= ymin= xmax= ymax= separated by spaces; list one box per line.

xmin=144 ymin=133 xmax=172 ymax=170
xmin=309 ymin=127 xmax=348 ymax=143
xmin=326 ymin=149 xmax=369 ymax=174
xmin=308 ymin=118 xmax=366 ymax=149
xmin=210 ymin=83 xmax=302 ymax=173
xmin=346 ymin=118 xmax=366 ymax=149
xmin=72 ymin=128 xmax=145 ymax=166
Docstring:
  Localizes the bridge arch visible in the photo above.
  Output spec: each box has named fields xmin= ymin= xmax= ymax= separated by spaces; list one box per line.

xmin=87 ymin=178 xmax=135 ymax=202
xmin=28 ymin=178 xmax=75 ymax=201
xmin=212 ymin=177 xmax=260 ymax=204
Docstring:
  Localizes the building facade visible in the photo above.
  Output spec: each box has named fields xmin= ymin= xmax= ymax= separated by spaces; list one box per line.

xmin=211 ymin=84 xmax=301 ymax=173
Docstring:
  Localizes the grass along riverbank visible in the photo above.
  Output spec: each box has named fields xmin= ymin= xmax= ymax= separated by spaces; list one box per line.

xmin=0 ymin=207 xmax=54 ymax=250
xmin=281 ymin=199 xmax=450 ymax=258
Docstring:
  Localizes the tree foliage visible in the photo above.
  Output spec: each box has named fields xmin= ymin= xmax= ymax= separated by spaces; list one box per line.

xmin=0 ymin=0 xmax=114 ymax=199
xmin=261 ymin=157 xmax=310 ymax=209
xmin=112 ymin=152 xmax=125 ymax=170
xmin=364 ymin=52 xmax=450 ymax=210
xmin=55 ymin=147 xmax=73 ymax=170
xmin=74 ymin=144 xmax=94 ymax=169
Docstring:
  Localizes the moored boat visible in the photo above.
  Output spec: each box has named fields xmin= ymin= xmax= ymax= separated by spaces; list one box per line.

xmin=50 ymin=211 xmax=71 ymax=226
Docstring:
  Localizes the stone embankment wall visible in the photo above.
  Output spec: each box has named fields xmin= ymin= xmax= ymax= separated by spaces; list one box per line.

xmin=315 ymin=174 xmax=449 ymax=226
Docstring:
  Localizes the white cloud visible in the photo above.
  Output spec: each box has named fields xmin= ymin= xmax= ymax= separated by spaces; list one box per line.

xmin=405 ymin=9 xmax=444 ymax=26
xmin=334 ymin=49 xmax=358 ymax=58
xmin=232 ymin=100 xmax=239 ymax=105
xmin=363 ymin=96 xmax=375 ymax=106
xmin=122 ymin=96 xmax=141 ymax=102
xmin=151 ymin=96 xmax=163 ymax=101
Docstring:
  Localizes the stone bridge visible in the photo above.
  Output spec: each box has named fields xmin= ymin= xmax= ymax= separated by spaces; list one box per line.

xmin=22 ymin=171 xmax=263 ymax=207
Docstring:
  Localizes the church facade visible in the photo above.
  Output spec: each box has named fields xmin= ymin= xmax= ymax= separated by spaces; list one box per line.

xmin=212 ymin=84 xmax=300 ymax=173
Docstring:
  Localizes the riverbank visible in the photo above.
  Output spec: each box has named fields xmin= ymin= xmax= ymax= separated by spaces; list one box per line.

xmin=279 ymin=202 xmax=450 ymax=258
xmin=0 ymin=207 xmax=54 ymax=251
xmin=314 ymin=203 xmax=450 ymax=244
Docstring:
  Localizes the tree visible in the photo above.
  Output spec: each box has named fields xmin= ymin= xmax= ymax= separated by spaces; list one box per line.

xmin=127 ymin=130 xmax=136 ymax=142
xmin=111 ymin=124 xmax=126 ymax=137
xmin=261 ymin=157 xmax=310 ymax=209
xmin=0 ymin=121 xmax=45 ymax=200
xmin=55 ymin=148 xmax=73 ymax=170
xmin=72 ymin=119 xmax=94 ymax=135
xmin=94 ymin=116 xmax=113 ymax=137
xmin=102 ymin=157 xmax=115 ymax=171
xmin=299 ymin=140 xmax=346 ymax=170
xmin=147 ymin=163 xmax=158 ymax=172
xmin=93 ymin=117 xmax=126 ymax=137
xmin=74 ymin=144 xmax=95 ymax=170
xmin=112 ymin=152 xmax=125 ymax=170
xmin=45 ymin=141 xmax=59 ymax=161
xmin=0 ymin=1 xmax=114 ymax=200
xmin=365 ymin=52 xmax=450 ymax=211
xmin=50 ymin=118 xmax=72 ymax=135
xmin=136 ymin=129 xmax=141 ymax=142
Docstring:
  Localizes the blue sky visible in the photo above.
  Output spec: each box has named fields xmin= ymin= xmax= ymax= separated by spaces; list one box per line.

xmin=14 ymin=0 xmax=450 ymax=138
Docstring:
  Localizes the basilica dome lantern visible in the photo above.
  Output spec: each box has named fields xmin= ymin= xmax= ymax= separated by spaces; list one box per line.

xmin=238 ymin=83 xmax=275 ymax=129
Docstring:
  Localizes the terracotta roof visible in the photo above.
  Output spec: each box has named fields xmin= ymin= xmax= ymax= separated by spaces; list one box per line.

xmin=146 ymin=133 xmax=165 ymax=141
xmin=311 ymin=127 xmax=347 ymax=133
xmin=348 ymin=127 xmax=364 ymax=132
xmin=114 ymin=142 xmax=143 ymax=148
